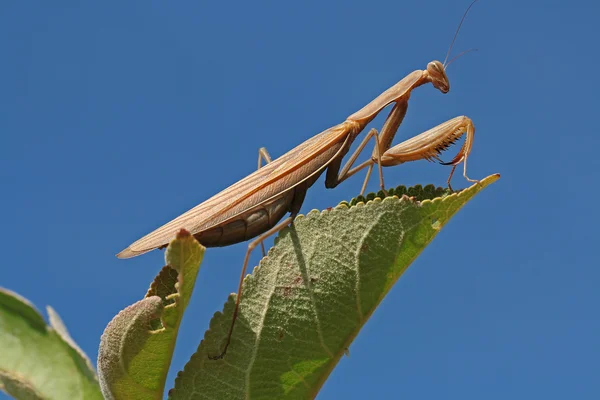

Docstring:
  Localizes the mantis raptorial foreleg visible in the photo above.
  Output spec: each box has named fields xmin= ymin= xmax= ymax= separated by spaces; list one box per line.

xmin=324 ymin=0 xmax=480 ymax=196
xmin=378 ymin=115 xmax=478 ymax=191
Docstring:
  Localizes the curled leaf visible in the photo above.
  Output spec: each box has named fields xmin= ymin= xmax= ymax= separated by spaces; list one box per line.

xmin=97 ymin=230 xmax=204 ymax=400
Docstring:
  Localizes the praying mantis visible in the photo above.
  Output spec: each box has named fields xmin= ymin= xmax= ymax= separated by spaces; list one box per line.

xmin=118 ymin=1 xmax=481 ymax=359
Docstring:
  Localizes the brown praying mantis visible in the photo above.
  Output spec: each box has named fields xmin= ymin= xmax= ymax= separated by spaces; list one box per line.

xmin=118 ymin=1 xmax=481 ymax=359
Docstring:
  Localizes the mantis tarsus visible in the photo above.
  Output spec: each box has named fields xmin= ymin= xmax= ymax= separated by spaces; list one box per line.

xmin=118 ymin=1 xmax=481 ymax=359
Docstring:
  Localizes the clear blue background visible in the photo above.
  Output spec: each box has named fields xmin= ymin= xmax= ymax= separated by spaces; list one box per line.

xmin=1 ymin=1 xmax=598 ymax=398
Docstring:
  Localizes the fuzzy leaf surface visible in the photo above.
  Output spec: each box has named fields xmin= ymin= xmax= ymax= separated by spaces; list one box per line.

xmin=171 ymin=175 xmax=499 ymax=399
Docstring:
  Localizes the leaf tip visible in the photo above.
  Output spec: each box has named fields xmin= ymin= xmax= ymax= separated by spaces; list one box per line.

xmin=175 ymin=228 xmax=192 ymax=240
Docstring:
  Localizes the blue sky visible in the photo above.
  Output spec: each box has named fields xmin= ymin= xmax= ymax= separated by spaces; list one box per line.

xmin=1 ymin=1 xmax=599 ymax=398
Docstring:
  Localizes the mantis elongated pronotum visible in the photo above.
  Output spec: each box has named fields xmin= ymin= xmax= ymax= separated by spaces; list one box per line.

xmin=118 ymin=1 xmax=480 ymax=359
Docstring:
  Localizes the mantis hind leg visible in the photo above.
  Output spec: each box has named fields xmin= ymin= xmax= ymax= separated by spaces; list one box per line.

xmin=208 ymin=216 xmax=294 ymax=360
xmin=257 ymin=147 xmax=272 ymax=256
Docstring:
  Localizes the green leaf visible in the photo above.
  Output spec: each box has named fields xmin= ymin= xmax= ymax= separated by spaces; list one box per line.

xmin=169 ymin=174 xmax=499 ymax=400
xmin=0 ymin=288 xmax=102 ymax=400
xmin=97 ymin=230 xmax=205 ymax=400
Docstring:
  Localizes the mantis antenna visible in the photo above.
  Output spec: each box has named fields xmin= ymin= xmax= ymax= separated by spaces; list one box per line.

xmin=443 ymin=0 xmax=480 ymax=68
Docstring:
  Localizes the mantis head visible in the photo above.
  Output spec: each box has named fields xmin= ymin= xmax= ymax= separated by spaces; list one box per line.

xmin=427 ymin=61 xmax=450 ymax=94
xmin=430 ymin=0 xmax=479 ymax=95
